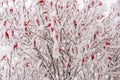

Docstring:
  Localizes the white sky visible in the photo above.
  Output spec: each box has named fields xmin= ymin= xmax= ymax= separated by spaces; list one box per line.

xmin=77 ymin=0 xmax=117 ymax=10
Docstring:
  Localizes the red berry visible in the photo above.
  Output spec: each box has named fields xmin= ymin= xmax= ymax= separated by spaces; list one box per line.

xmin=91 ymin=54 xmax=94 ymax=60
xmin=106 ymin=41 xmax=110 ymax=45
xmin=94 ymin=34 xmax=96 ymax=39
xmin=98 ymin=1 xmax=102 ymax=6
xmin=55 ymin=34 xmax=58 ymax=40
xmin=73 ymin=20 xmax=77 ymax=27
xmin=51 ymin=27 xmax=54 ymax=32
xmin=58 ymin=47 xmax=62 ymax=52
xmin=39 ymin=0 xmax=44 ymax=4
xmin=12 ymin=30 xmax=14 ymax=36
xmin=34 ymin=40 xmax=36 ymax=46
xmin=82 ymin=57 xmax=85 ymax=63
xmin=13 ymin=43 xmax=18 ymax=50
xmin=4 ymin=21 xmax=6 ymax=26
xmin=10 ymin=8 xmax=13 ymax=13
xmin=108 ymin=57 xmax=112 ymax=60
xmin=36 ymin=19 xmax=39 ymax=25
xmin=5 ymin=31 xmax=9 ymax=39
xmin=26 ymin=62 xmax=29 ymax=67
xmin=91 ymin=1 xmax=95 ymax=6
xmin=47 ymin=23 xmax=51 ymax=27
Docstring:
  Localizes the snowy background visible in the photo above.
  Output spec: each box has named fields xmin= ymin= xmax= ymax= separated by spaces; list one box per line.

xmin=0 ymin=0 xmax=119 ymax=80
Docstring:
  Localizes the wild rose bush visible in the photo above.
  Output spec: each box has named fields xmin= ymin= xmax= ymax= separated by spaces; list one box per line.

xmin=0 ymin=0 xmax=119 ymax=80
